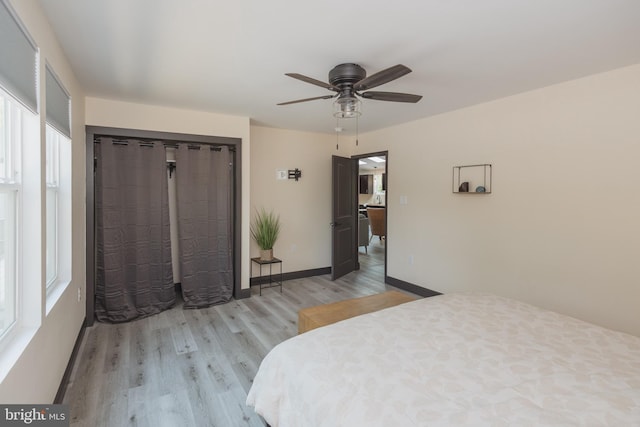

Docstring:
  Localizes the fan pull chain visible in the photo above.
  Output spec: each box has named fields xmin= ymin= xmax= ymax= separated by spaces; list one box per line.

xmin=336 ymin=117 xmax=339 ymax=150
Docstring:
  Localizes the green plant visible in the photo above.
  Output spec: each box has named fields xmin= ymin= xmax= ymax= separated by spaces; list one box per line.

xmin=250 ymin=208 xmax=281 ymax=250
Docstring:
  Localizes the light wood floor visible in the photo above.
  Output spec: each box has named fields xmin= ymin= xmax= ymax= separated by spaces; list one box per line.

xmin=64 ymin=239 xmax=401 ymax=427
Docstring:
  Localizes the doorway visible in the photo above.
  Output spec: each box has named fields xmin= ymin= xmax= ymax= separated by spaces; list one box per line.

xmin=355 ymin=152 xmax=387 ymax=279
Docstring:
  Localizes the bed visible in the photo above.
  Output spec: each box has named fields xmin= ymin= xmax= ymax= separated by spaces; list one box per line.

xmin=246 ymin=293 xmax=640 ymax=426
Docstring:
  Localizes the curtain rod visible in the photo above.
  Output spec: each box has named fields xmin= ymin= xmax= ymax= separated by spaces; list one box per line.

xmin=93 ymin=135 xmax=236 ymax=151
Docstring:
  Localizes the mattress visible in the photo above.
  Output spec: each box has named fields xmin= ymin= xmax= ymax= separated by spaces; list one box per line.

xmin=246 ymin=293 xmax=640 ymax=426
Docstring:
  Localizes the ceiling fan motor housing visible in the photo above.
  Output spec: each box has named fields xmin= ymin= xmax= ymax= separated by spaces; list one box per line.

xmin=329 ymin=63 xmax=366 ymax=90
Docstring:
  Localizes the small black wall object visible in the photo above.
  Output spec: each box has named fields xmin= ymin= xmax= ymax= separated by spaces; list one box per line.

xmin=288 ymin=168 xmax=302 ymax=181
xmin=459 ymin=181 xmax=469 ymax=192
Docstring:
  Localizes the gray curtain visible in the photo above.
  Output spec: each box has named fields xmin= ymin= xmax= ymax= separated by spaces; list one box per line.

xmin=95 ymin=138 xmax=175 ymax=322
xmin=175 ymin=145 xmax=233 ymax=308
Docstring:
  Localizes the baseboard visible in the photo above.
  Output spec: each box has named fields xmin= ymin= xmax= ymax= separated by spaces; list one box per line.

xmin=236 ymin=288 xmax=251 ymax=299
xmin=282 ymin=267 xmax=331 ymax=282
xmin=385 ymin=276 xmax=441 ymax=298
xmin=54 ymin=318 xmax=87 ymax=404
xmin=249 ymin=266 xmax=331 ymax=287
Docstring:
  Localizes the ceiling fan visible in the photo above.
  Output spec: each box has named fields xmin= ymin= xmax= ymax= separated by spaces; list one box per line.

xmin=278 ymin=63 xmax=422 ymax=118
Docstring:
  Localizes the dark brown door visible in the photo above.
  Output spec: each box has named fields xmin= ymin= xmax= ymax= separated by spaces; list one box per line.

xmin=331 ymin=155 xmax=357 ymax=280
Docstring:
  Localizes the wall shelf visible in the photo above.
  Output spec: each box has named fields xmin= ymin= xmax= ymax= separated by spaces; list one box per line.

xmin=452 ymin=164 xmax=492 ymax=194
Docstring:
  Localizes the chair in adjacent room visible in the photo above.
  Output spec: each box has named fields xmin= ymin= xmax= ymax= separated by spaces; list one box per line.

xmin=358 ymin=214 xmax=370 ymax=253
xmin=366 ymin=208 xmax=385 ymax=242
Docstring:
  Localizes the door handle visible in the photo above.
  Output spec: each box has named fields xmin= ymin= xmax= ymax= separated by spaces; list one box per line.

xmin=330 ymin=222 xmax=340 ymax=228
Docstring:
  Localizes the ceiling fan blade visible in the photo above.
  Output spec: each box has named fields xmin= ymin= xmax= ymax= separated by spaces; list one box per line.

xmin=360 ymin=91 xmax=423 ymax=103
xmin=354 ymin=64 xmax=412 ymax=91
xmin=277 ymin=94 xmax=335 ymax=106
xmin=285 ymin=73 xmax=339 ymax=91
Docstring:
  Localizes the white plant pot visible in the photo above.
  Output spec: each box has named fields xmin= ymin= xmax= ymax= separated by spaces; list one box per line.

xmin=260 ymin=248 xmax=273 ymax=261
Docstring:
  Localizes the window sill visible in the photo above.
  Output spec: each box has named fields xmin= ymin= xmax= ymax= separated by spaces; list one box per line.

xmin=0 ymin=324 xmax=38 ymax=383
xmin=46 ymin=278 xmax=72 ymax=316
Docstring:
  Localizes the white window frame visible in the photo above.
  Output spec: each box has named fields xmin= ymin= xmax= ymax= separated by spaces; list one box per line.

xmin=0 ymin=85 xmax=42 ymax=352
xmin=0 ymin=89 xmax=24 ymax=342
xmin=44 ymin=126 xmax=71 ymax=310
xmin=0 ymin=86 xmax=41 ymax=378
xmin=0 ymin=1 xmax=44 ymax=382
xmin=45 ymin=125 xmax=59 ymax=288
xmin=43 ymin=63 xmax=72 ymax=309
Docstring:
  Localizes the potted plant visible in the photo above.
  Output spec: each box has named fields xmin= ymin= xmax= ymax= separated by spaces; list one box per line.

xmin=251 ymin=208 xmax=281 ymax=261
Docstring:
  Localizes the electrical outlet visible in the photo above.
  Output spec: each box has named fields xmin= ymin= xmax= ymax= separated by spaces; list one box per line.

xmin=409 ymin=255 xmax=414 ymax=265
xmin=77 ymin=288 xmax=82 ymax=302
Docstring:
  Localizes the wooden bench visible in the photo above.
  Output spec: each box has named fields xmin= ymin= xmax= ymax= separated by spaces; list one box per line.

xmin=297 ymin=290 xmax=417 ymax=334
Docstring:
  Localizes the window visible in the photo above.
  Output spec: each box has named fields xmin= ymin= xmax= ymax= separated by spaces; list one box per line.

xmin=0 ymin=0 xmax=41 ymax=352
xmin=44 ymin=65 xmax=71 ymax=299
xmin=373 ymin=173 xmax=385 ymax=194
xmin=0 ymin=90 xmax=24 ymax=337
xmin=44 ymin=124 xmax=71 ymax=293
xmin=45 ymin=125 xmax=59 ymax=286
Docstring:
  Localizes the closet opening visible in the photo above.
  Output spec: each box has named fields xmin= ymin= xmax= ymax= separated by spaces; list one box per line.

xmin=85 ymin=126 xmax=243 ymax=326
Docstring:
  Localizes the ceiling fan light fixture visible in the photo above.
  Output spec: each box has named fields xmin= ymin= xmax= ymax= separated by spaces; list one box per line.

xmin=333 ymin=95 xmax=361 ymax=119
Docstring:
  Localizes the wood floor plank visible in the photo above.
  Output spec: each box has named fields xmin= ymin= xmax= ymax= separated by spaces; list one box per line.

xmin=175 ymin=353 xmax=223 ymax=425
xmin=95 ymin=388 xmax=128 ymax=427
xmin=64 ymin=324 xmax=110 ymax=424
xmin=127 ymin=385 xmax=153 ymax=427
xmin=128 ymin=324 xmax=152 ymax=389
xmin=235 ymin=311 xmax=291 ymax=357
xmin=215 ymin=302 xmax=247 ymax=334
xmin=216 ymin=387 xmax=266 ymax=427
xmin=182 ymin=308 xmax=226 ymax=358
xmin=149 ymin=390 xmax=198 ymax=427
xmin=64 ymin=245 xmax=409 ymax=426
xmin=169 ymin=309 xmax=199 ymax=355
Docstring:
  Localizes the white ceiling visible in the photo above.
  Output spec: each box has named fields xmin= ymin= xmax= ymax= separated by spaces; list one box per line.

xmin=359 ymin=156 xmax=386 ymax=173
xmin=37 ymin=0 xmax=640 ymax=135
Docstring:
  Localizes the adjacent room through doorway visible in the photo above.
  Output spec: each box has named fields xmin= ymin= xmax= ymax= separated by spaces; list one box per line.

xmin=330 ymin=151 xmax=388 ymax=281
xmin=356 ymin=152 xmax=387 ymax=279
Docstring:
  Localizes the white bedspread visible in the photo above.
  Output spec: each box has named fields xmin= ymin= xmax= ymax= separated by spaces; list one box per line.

xmin=246 ymin=293 xmax=640 ymax=426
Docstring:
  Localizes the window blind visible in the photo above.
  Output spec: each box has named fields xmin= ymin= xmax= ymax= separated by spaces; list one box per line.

xmin=0 ymin=0 xmax=38 ymax=113
xmin=46 ymin=65 xmax=71 ymax=137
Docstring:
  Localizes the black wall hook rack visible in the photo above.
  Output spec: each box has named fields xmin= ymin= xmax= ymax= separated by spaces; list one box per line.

xmin=288 ymin=168 xmax=302 ymax=181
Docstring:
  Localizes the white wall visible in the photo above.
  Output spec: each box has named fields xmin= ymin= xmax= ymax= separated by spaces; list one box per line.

xmin=84 ymin=97 xmax=252 ymax=290
xmin=0 ymin=0 xmax=86 ymax=403
xmin=250 ymin=126 xmax=350 ymax=272
xmin=354 ymin=64 xmax=640 ymax=336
